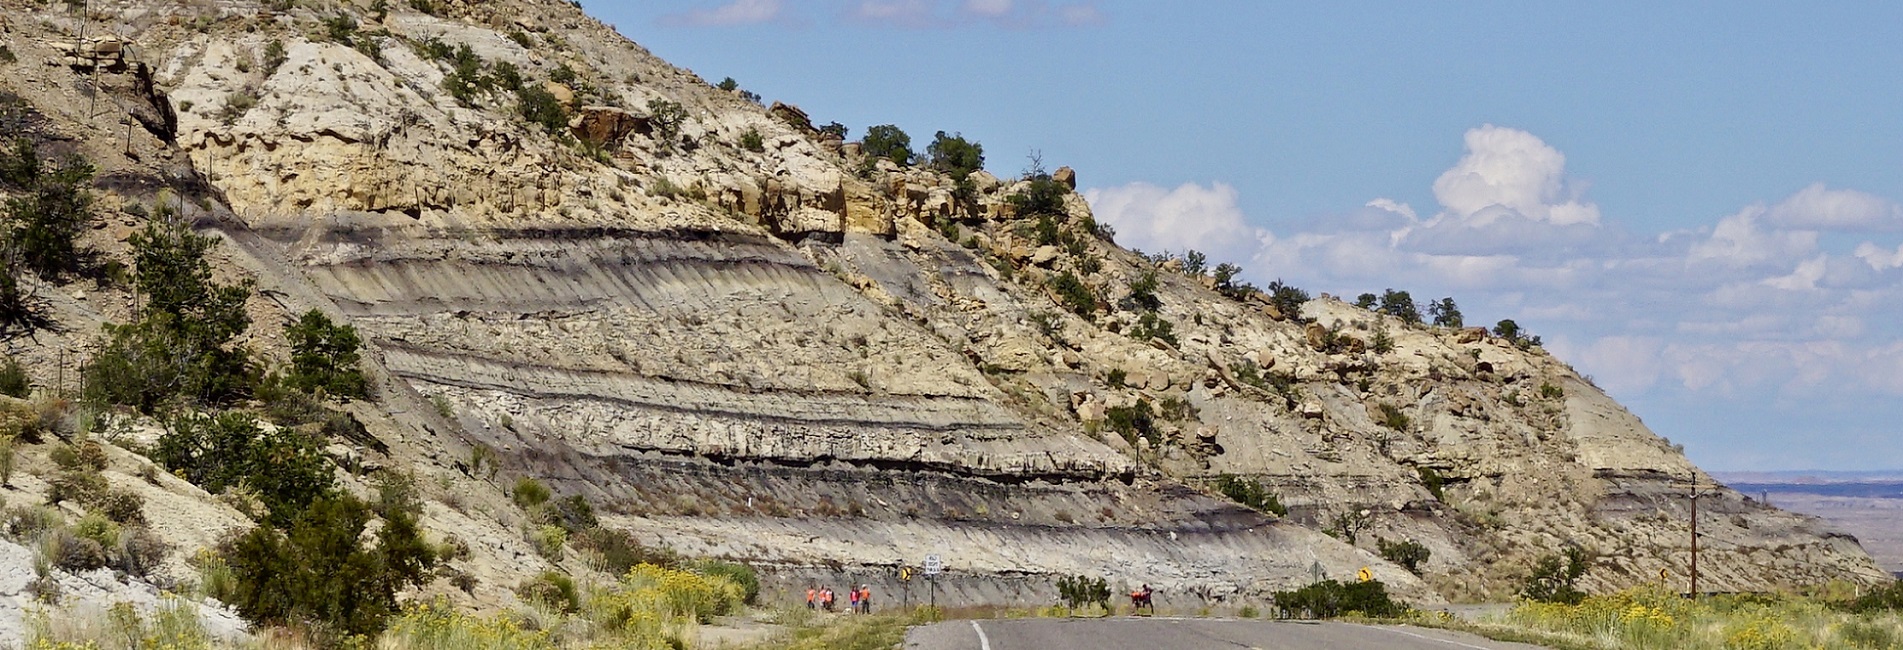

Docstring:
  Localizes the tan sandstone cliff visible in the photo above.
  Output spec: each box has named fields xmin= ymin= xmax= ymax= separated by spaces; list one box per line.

xmin=0 ymin=0 xmax=1884 ymax=634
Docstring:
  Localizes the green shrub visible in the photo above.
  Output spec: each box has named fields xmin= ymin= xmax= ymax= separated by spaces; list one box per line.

xmin=1378 ymin=289 xmax=1422 ymax=324
xmin=114 ymin=526 xmax=166 ymax=577
xmin=1377 ymin=403 xmax=1410 ymax=432
xmin=1128 ymin=311 xmax=1177 ymax=347
xmin=1428 ymin=297 xmax=1463 ymax=328
xmin=517 ymin=82 xmax=568 ymax=134
xmin=1210 ymin=474 xmax=1287 ymax=517
xmin=517 ymin=570 xmax=579 ymax=613
xmin=926 ymin=131 xmax=983 ymax=181
xmin=1539 ymin=381 xmax=1564 ymax=399
xmin=1520 ymin=546 xmax=1593 ymax=604
xmin=1125 ymin=270 xmax=1161 ymax=312
xmin=696 ymin=559 xmax=760 ymax=605
xmin=528 ymin=524 xmax=566 ymax=560
xmin=262 ymin=39 xmax=287 ymax=76
xmin=1355 ymin=292 xmax=1378 ymax=309
xmin=574 ymin=527 xmax=679 ymax=575
xmin=223 ymin=494 xmax=436 ymax=639
xmin=538 ymin=494 xmax=598 ymax=534
xmin=154 ymin=411 xmax=334 ymax=523
xmin=512 ymin=477 xmax=551 ymax=509
xmin=1176 ymin=250 xmax=1207 ymax=277
xmin=1055 ymin=574 xmax=1110 ymax=611
xmin=256 ymin=372 xmax=330 ymax=426
xmin=1105 ymin=399 xmax=1158 ymax=448
xmin=92 ymin=488 xmax=145 ymax=525
xmin=1377 ymin=538 xmax=1431 ymax=575
xmin=322 ymin=13 xmax=358 ymax=45
xmin=739 ymin=127 xmax=764 ymax=152
xmin=47 ymin=528 xmax=110 ymax=572
xmin=2 ymin=140 xmax=96 ymax=279
xmin=860 ymin=124 xmax=912 ymax=164
xmin=283 ymin=309 xmax=368 ymax=399
xmin=1212 ymin=263 xmax=1256 ymax=300
xmin=1273 ymin=579 xmax=1403 ymax=619
xmin=1415 ymin=466 xmax=1445 ymax=502
xmin=1265 ymin=280 xmax=1309 ymax=320
xmin=218 ymin=89 xmax=258 ymax=125
xmin=0 ymin=436 xmax=13 ymax=486
xmin=647 ymin=98 xmax=687 ymax=145
xmin=1371 ymin=328 xmax=1395 ymax=354
xmin=74 ymin=511 xmax=121 ymax=550
xmin=1009 ymin=174 xmax=1067 ymax=218
xmin=1049 ymin=271 xmax=1096 ymax=316
xmin=84 ymin=217 xmax=256 ymax=412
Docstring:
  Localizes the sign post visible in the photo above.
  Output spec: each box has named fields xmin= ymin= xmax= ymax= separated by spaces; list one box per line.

xmin=923 ymin=554 xmax=943 ymax=610
xmin=899 ymin=566 xmax=913 ymax=609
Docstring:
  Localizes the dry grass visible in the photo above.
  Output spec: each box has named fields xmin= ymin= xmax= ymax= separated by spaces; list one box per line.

xmin=1400 ymin=587 xmax=1903 ymax=650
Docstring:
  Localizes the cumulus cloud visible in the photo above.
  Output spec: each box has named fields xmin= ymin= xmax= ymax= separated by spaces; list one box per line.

xmin=1083 ymin=182 xmax=1263 ymax=266
xmin=1084 ymin=124 xmax=1903 ymax=418
xmin=1429 ymin=125 xmax=1600 ymax=227
xmin=849 ymin=0 xmax=937 ymax=26
xmin=962 ymin=0 xmax=1013 ymax=16
xmin=658 ymin=0 xmax=784 ymax=26
xmin=1764 ymin=182 xmax=1903 ymax=231
xmin=851 ymin=0 xmax=1104 ymax=28
xmin=1688 ymin=208 xmax=1818 ymax=269
xmin=1854 ymin=242 xmax=1903 ymax=270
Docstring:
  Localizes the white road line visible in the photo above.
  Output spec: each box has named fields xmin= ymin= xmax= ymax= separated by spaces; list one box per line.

xmin=970 ymin=620 xmax=992 ymax=650
xmin=1364 ymin=625 xmax=1497 ymax=650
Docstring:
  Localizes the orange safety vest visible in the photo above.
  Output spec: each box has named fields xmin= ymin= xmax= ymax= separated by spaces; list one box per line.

xmin=806 ymin=588 xmax=815 ymax=603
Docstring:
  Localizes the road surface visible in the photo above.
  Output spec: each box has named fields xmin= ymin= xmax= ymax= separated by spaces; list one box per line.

xmin=905 ymin=617 xmax=1549 ymax=650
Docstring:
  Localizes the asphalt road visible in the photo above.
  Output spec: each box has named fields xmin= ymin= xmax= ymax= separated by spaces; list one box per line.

xmin=905 ymin=617 xmax=1550 ymax=650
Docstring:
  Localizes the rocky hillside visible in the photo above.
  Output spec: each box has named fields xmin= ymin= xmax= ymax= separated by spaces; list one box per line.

xmin=0 ymin=0 xmax=1886 ymax=635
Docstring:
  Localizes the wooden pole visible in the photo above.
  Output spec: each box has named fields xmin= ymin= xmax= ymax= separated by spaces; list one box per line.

xmin=1678 ymin=482 xmax=1719 ymax=599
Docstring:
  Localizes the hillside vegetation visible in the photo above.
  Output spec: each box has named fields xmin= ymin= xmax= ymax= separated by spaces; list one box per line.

xmin=0 ymin=0 xmax=1891 ymax=646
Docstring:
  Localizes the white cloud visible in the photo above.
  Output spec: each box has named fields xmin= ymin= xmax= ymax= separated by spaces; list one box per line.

xmin=850 ymin=0 xmax=937 ymax=26
xmin=962 ymin=0 xmax=1013 ymax=17
xmin=1083 ymin=182 xmax=1263 ymax=266
xmin=1854 ymin=241 xmax=1903 ymax=270
xmin=658 ymin=0 xmax=784 ymax=26
xmin=1567 ymin=336 xmax=1665 ymax=394
xmin=1762 ymin=255 xmax=1829 ymax=291
xmin=1429 ymin=125 xmax=1600 ymax=227
xmin=852 ymin=0 xmax=1104 ymax=28
xmin=1056 ymin=3 xmax=1106 ymax=26
xmin=1764 ymin=182 xmax=1903 ymax=231
xmin=1087 ymin=125 xmax=1903 ymax=422
xmin=1687 ymin=207 xmax=1817 ymax=269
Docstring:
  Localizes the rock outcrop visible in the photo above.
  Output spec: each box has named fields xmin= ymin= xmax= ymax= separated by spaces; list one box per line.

xmin=0 ymin=0 xmax=1884 ymax=626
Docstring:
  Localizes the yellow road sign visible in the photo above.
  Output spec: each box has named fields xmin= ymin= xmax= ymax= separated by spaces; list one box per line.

xmin=900 ymin=567 xmax=913 ymax=582
xmin=1357 ymin=567 xmax=1373 ymax=582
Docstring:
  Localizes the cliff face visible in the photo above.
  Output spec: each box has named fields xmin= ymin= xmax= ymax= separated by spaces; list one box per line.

xmin=0 ymin=0 xmax=1884 ymax=621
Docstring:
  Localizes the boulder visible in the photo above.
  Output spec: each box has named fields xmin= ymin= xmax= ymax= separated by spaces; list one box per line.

xmin=567 ymin=105 xmax=646 ymax=146
xmin=1458 ymin=327 xmax=1489 ymax=343
xmin=543 ymin=82 xmax=575 ymax=107
xmin=769 ymin=101 xmax=815 ymax=133
xmin=969 ymin=170 xmax=1001 ymax=193
xmin=1053 ymin=166 xmax=1077 ymax=189
xmin=1030 ymin=245 xmax=1061 ymax=266
xmin=1305 ymin=322 xmax=1328 ymax=349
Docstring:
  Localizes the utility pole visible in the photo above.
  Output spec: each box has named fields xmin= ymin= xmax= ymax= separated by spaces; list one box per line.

xmin=1677 ymin=482 xmax=1720 ymax=599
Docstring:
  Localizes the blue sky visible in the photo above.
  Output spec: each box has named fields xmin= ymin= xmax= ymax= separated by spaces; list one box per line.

xmin=580 ymin=0 xmax=1903 ymax=471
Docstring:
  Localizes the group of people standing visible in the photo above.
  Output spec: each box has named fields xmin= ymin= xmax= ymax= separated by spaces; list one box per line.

xmin=805 ymin=584 xmax=873 ymax=614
